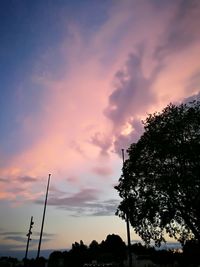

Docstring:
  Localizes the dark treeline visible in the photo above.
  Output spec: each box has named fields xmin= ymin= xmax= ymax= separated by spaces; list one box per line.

xmin=48 ymin=234 xmax=126 ymax=267
xmin=1 ymin=235 xmax=200 ymax=267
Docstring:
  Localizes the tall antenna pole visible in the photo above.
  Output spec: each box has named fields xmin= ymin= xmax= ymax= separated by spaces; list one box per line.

xmin=37 ymin=174 xmax=51 ymax=259
xmin=122 ymin=149 xmax=132 ymax=267
xmin=24 ymin=216 xmax=34 ymax=266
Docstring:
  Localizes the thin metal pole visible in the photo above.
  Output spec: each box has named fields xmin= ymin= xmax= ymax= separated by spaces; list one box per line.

xmin=122 ymin=149 xmax=132 ymax=267
xmin=24 ymin=216 xmax=34 ymax=266
xmin=37 ymin=174 xmax=51 ymax=259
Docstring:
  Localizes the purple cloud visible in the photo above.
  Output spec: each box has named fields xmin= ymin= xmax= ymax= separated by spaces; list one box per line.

xmin=90 ymin=132 xmax=112 ymax=156
xmin=103 ymin=49 xmax=161 ymax=154
xmin=60 ymin=199 xmax=120 ymax=217
xmin=36 ymin=188 xmax=99 ymax=207
xmin=15 ymin=176 xmax=38 ymax=183
xmin=35 ymin=187 xmax=119 ymax=216
xmin=92 ymin=166 xmax=112 ymax=177
xmin=155 ymin=0 xmax=200 ymax=59
xmin=102 ymin=0 xmax=200 ymax=156
xmin=185 ymin=72 xmax=200 ymax=95
xmin=104 ymin=50 xmax=159 ymax=128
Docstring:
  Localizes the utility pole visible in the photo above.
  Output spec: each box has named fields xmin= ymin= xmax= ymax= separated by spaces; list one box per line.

xmin=122 ymin=149 xmax=132 ymax=267
xmin=37 ymin=174 xmax=51 ymax=259
xmin=24 ymin=216 xmax=34 ymax=266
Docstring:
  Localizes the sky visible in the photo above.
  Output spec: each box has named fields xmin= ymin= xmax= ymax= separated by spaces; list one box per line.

xmin=0 ymin=0 xmax=200 ymax=259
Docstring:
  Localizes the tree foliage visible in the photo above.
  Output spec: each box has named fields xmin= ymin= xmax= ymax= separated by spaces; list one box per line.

xmin=115 ymin=101 xmax=200 ymax=246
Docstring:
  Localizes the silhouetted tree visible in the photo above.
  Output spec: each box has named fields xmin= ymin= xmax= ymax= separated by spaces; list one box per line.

xmin=34 ymin=256 xmax=47 ymax=267
xmin=48 ymin=251 xmax=64 ymax=267
xmin=0 ymin=257 xmax=19 ymax=267
xmin=89 ymin=240 xmax=100 ymax=261
xmin=116 ymin=101 xmax=200 ymax=246
xmin=68 ymin=240 xmax=89 ymax=267
xmin=182 ymin=239 xmax=200 ymax=266
xmin=100 ymin=234 xmax=126 ymax=263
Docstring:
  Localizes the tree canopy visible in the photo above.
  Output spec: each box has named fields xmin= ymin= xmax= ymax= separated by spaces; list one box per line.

xmin=115 ymin=100 xmax=200 ymax=246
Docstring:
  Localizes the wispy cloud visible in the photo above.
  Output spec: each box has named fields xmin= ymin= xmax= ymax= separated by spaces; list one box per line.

xmin=0 ymin=174 xmax=44 ymax=203
xmin=91 ymin=166 xmax=113 ymax=177
xmin=15 ymin=176 xmax=38 ymax=183
xmin=35 ymin=187 xmax=118 ymax=216
xmin=0 ymin=230 xmax=55 ymax=249
xmin=59 ymin=199 xmax=119 ymax=217
xmin=0 ymin=243 xmax=26 ymax=251
xmin=36 ymin=188 xmax=99 ymax=207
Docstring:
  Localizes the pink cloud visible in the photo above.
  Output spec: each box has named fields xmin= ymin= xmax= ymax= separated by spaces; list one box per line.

xmin=1 ymin=0 xmax=200 ymax=206
xmin=92 ymin=166 xmax=113 ymax=177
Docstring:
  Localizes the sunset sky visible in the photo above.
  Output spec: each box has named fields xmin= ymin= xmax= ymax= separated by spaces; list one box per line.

xmin=1 ymin=0 xmax=200 ymax=258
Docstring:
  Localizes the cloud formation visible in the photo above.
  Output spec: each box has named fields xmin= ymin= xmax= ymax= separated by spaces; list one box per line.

xmin=0 ymin=0 xmax=200 ymax=209
xmin=0 ymin=230 xmax=55 ymax=252
xmin=1 ymin=0 xmax=200 ymax=253
xmin=103 ymin=0 xmax=200 ymax=154
xmin=92 ymin=166 xmax=112 ymax=177
xmin=35 ymin=187 xmax=118 ymax=216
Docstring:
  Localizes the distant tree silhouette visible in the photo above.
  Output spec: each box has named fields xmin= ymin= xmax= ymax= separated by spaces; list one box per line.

xmin=182 ymin=239 xmax=200 ymax=266
xmin=48 ymin=251 xmax=64 ymax=267
xmin=0 ymin=257 xmax=19 ymax=267
xmin=116 ymin=100 xmax=200 ymax=246
xmin=34 ymin=256 xmax=47 ymax=267
xmin=89 ymin=240 xmax=100 ymax=262
xmin=47 ymin=234 xmax=127 ymax=267
xmin=68 ymin=240 xmax=89 ymax=267
xmin=131 ymin=243 xmax=155 ymax=255
xmin=100 ymin=234 xmax=126 ymax=263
